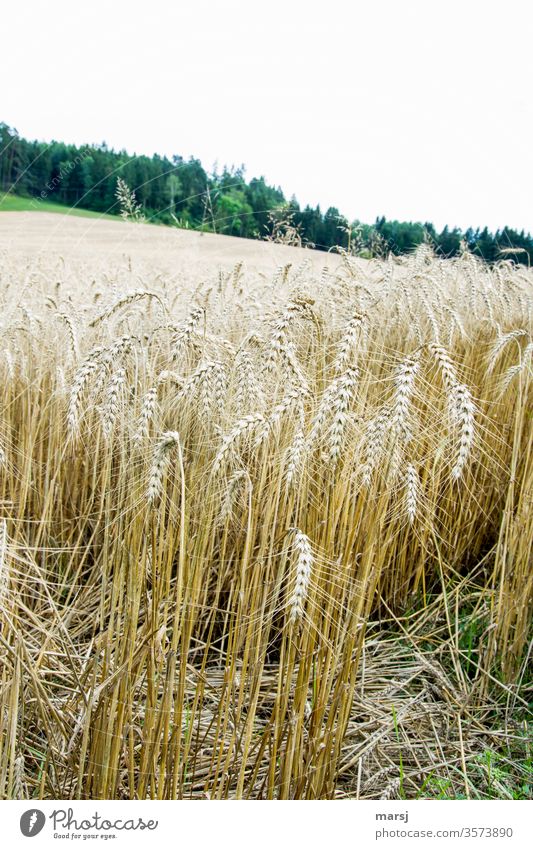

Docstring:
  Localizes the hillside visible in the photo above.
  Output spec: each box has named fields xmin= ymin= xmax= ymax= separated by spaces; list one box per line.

xmin=2 ymin=121 xmax=533 ymax=263
xmin=0 ymin=211 xmax=343 ymax=276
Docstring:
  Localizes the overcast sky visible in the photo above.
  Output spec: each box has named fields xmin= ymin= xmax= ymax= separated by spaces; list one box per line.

xmin=2 ymin=0 xmax=532 ymax=232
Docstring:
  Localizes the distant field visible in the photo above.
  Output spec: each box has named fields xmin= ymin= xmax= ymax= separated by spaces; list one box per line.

xmin=0 ymin=210 xmax=341 ymax=276
xmin=0 ymin=193 xmax=119 ymax=219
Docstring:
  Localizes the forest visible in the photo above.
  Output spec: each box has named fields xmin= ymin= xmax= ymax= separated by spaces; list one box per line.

xmin=1 ymin=121 xmax=532 ymax=263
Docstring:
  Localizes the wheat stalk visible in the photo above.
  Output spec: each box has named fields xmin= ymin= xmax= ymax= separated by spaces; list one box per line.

xmin=449 ymin=383 xmax=476 ymax=481
xmin=147 ymin=431 xmax=181 ymax=506
xmin=404 ymin=463 xmax=419 ymax=524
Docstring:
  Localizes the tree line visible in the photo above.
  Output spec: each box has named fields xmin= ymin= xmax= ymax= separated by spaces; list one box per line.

xmin=1 ymin=122 xmax=531 ymax=264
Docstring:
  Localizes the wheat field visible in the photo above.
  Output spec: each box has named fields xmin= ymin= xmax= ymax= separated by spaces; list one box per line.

xmin=0 ymin=214 xmax=531 ymax=800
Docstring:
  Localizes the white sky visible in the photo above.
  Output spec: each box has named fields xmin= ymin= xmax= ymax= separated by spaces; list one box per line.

xmin=2 ymin=0 xmax=532 ymax=232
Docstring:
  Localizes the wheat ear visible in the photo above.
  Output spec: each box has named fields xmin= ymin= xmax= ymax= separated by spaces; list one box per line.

xmin=288 ymin=530 xmax=314 ymax=623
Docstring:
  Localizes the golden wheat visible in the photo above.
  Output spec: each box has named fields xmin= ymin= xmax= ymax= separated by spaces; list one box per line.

xmin=0 ymin=242 xmax=531 ymax=801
